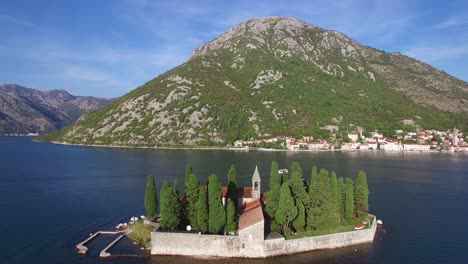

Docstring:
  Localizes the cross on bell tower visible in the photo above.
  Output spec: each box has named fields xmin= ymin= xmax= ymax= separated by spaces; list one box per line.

xmin=252 ymin=166 xmax=261 ymax=199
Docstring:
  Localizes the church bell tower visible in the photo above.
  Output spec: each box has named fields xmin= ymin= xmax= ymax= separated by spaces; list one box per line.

xmin=252 ymin=166 xmax=261 ymax=199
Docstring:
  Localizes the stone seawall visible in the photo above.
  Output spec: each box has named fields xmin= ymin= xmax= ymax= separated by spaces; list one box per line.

xmin=151 ymin=232 xmax=243 ymax=258
xmin=264 ymin=218 xmax=377 ymax=257
xmin=151 ymin=216 xmax=377 ymax=258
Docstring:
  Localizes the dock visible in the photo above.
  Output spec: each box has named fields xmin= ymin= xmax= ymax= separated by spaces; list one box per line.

xmin=76 ymin=231 xmax=123 ymax=254
xmin=100 ymin=235 xmax=125 ymax=257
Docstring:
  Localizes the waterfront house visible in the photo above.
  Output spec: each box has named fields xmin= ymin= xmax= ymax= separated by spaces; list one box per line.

xmin=348 ymin=132 xmax=359 ymax=142
xmin=382 ymin=140 xmax=401 ymax=151
xmin=287 ymin=141 xmax=300 ymax=150
xmin=403 ymin=143 xmax=432 ymax=152
xmin=308 ymin=141 xmax=328 ymax=150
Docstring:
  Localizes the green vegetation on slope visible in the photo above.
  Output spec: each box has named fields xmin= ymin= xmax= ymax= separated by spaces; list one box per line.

xmin=38 ymin=18 xmax=467 ymax=146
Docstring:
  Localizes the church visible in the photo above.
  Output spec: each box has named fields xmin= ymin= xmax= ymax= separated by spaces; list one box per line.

xmin=221 ymin=166 xmax=263 ymax=209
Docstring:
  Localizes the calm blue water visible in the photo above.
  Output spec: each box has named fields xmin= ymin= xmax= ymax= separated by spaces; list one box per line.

xmin=0 ymin=137 xmax=467 ymax=264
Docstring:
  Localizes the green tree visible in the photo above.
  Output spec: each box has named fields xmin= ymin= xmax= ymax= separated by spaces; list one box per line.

xmin=226 ymin=165 xmax=238 ymax=210
xmin=224 ymin=199 xmax=237 ymax=233
xmin=289 ymin=171 xmax=310 ymax=208
xmin=196 ymin=186 xmax=208 ymax=233
xmin=282 ymin=172 xmax=289 ymax=183
xmin=355 ymin=170 xmax=369 ymax=212
xmin=185 ymin=163 xmax=193 ymax=183
xmin=160 ymin=182 xmax=181 ymax=230
xmin=144 ymin=175 xmax=158 ymax=220
xmin=173 ymin=178 xmax=179 ymax=196
xmin=336 ymin=177 xmax=345 ymax=220
xmin=185 ymin=173 xmax=200 ymax=229
xmin=310 ymin=165 xmax=318 ymax=191
xmin=433 ymin=133 xmax=442 ymax=144
xmin=275 ymin=182 xmax=298 ymax=233
xmin=314 ymin=169 xmax=340 ymax=229
xmin=330 ymin=171 xmax=338 ymax=207
xmin=208 ymin=175 xmax=226 ymax=234
xmin=269 ymin=161 xmax=280 ymax=190
xmin=307 ymin=166 xmax=320 ymax=229
xmin=227 ymin=164 xmax=237 ymax=183
xmin=265 ymin=184 xmax=281 ymax=232
xmin=292 ymin=199 xmax=306 ymax=232
xmin=291 ymin=162 xmax=303 ymax=178
xmin=344 ymin=178 xmax=355 ymax=222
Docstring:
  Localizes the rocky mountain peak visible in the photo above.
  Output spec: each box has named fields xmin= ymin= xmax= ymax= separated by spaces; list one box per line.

xmin=192 ymin=17 xmax=318 ymax=57
xmin=41 ymin=17 xmax=467 ymax=147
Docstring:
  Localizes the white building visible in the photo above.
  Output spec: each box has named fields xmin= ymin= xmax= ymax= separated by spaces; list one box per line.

xmin=234 ymin=140 xmax=244 ymax=147
xmin=308 ymin=141 xmax=328 ymax=150
xmin=403 ymin=143 xmax=432 ymax=152
xmin=287 ymin=141 xmax=300 ymax=150
xmin=342 ymin=142 xmax=360 ymax=150
xmin=382 ymin=140 xmax=402 ymax=151
xmin=348 ymin=133 xmax=359 ymax=142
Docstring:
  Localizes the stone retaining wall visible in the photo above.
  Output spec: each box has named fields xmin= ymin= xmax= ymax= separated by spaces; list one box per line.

xmin=151 ymin=232 xmax=243 ymax=257
xmin=151 ymin=216 xmax=377 ymax=258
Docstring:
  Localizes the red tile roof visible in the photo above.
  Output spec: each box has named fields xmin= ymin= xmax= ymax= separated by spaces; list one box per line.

xmin=289 ymin=141 xmax=298 ymax=145
xmin=221 ymin=186 xmax=252 ymax=199
xmin=239 ymin=199 xmax=264 ymax=230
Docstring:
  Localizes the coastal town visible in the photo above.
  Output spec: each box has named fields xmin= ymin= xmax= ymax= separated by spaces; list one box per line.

xmin=233 ymin=127 xmax=468 ymax=153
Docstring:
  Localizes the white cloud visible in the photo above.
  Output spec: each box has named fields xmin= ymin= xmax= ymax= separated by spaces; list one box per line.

xmin=435 ymin=16 xmax=467 ymax=29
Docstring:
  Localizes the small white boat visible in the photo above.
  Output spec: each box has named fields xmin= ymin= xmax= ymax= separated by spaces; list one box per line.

xmin=278 ymin=169 xmax=289 ymax=174
xmin=377 ymin=219 xmax=383 ymax=225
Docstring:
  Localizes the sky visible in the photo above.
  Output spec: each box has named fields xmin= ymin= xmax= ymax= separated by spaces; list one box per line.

xmin=0 ymin=0 xmax=467 ymax=98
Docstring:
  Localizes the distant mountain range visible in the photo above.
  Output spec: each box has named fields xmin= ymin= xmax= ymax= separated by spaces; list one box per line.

xmin=0 ymin=84 xmax=112 ymax=135
xmin=40 ymin=17 xmax=468 ymax=147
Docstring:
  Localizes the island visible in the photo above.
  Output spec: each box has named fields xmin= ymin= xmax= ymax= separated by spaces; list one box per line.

xmin=129 ymin=161 xmax=379 ymax=258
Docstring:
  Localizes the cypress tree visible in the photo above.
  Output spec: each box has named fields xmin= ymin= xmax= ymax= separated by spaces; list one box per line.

xmin=355 ymin=170 xmax=369 ymax=212
xmin=331 ymin=171 xmax=338 ymax=207
xmin=269 ymin=161 xmax=280 ymax=190
xmin=315 ymin=169 xmax=340 ymax=229
xmin=282 ymin=172 xmax=289 ymax=183
xmin=310 ymin=165 xmax=318 ymax=189
xmin=336 ymin=177 xmax=345 ymax=220
xmin=275 ymin=182 xmax=298 ymax=233
xmin=173 ymin=178 xmax=179 ymax=196
xmin=196 ymin=186 xmax=208 ymax=233
xmin=292 ymin=199 xmax=306 ymax=232
xmin=160 ymin=182 xmax=181 ymax=230
xmin=344 ymin=177 xmax=355 ymax=222
xmin=291 ymin=161 xmax=303 ymax=178
xmin=185 ymin=163 xmax=193 ymax=183
xmin=144 ymin=175 xmax=158 ymax=220
xmin=227 ymin=164 xmax=237 ymax=183
xmin=265 ymin=184 xmax=281 ymax=232
xmin=289 ymin=171 xmax=310 ymax=208
xmin=224 ymin=199 xmax=237 ymax=233
xmin=226 ymin=165 xmax=238 ymax=210
xmin=307 ymin=166 xmax=320 ymax=230
xmin=208 ymin=175 xmax=226 ymax=234
xmin=185 ymin=174 xmax=200 ymax=229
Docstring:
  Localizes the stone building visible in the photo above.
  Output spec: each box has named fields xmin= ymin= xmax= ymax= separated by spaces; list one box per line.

xmin=221 ymin=166 xmax=261 ymax=209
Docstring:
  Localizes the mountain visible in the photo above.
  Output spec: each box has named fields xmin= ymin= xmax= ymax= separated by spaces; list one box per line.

xmin=40 ymin=17 xmax=468 ymax=147
xmin=0 ymin=84 xmax=111 ymax=135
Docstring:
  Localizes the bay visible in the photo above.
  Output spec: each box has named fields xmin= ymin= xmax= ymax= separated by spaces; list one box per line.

xmin=0 ymin=137 xmax=467 ymax=264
